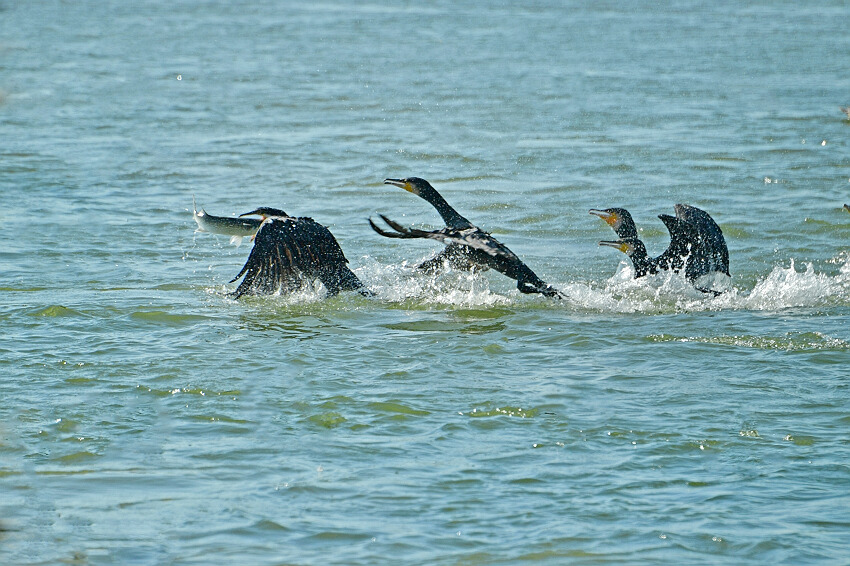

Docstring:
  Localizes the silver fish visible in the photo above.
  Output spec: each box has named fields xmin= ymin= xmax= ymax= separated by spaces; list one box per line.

xmin=193 ymin=196 xmax=262 ymax=246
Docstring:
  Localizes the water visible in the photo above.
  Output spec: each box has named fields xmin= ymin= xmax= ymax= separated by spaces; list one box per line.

xmin=2 ymin=1 xmax=849 ymax=564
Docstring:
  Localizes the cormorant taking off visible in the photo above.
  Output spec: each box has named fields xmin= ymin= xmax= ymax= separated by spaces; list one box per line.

xmin=590 ymin=204 xmax=729 ymax=291
xmin=370 ymin=177 xmax=564 ymax=299
xmin=229 ymin=207 xmax=366 ymax=299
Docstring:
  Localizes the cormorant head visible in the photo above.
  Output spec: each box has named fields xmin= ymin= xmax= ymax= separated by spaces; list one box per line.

xmin=384 ymin=177 xmax=437 ymax=199
xmin=589 ymin=208 xmax=639 ymax=239
xmin=598 ymin=237 xmax=646 ymax=258
xmin=385 ymin=176 xmax=473 ymax=230
xmin=599 ymin=237 xmax=655 ymax=277
xmin=239 ymin=207 xmax=289 ymax=219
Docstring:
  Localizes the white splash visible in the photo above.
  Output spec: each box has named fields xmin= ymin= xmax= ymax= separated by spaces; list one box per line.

xmin=354 ymin=256 xmax=510 ymax=307
xmin=735 ymin=259 xmax=848 ymax=310
xmin=557 ymin=258 xmax=850 ymax=314
xmin=210 ymin=254 xmax=850 ymax=313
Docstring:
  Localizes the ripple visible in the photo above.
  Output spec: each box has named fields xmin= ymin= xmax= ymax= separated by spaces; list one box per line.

xmin=307 ymin=412 xmax=346 ymax=428
xmin=460 ymin=406 xmax=539 ymax=418
xmin=27 ymin=305 xmax=86 ymax=317
xmin=647 ymin=331 xmax=850 ymax=352
xmin=368 ymin=401 xmax=430 ymax=416
xmin=129 ymin=310 xmax=211 ymax=325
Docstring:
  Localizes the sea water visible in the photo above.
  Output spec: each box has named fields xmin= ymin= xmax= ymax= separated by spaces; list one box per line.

xmin=1 ymin=1 xmax=849 ymax=564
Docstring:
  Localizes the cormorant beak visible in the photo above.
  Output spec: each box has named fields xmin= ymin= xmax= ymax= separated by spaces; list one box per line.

xmin=384 ymin=178 xmax=414 ymax=193
xmin=589 ymin=209 xmax=618 ymax=227
xmin=239 ymin=209 xmax=263 ymax=218
xmin=598 ymin=240 xmax=633 ymax=255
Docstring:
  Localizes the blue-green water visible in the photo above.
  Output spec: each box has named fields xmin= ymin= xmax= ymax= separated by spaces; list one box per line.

xmin=2 ymin=2 xmax=850 ymax=564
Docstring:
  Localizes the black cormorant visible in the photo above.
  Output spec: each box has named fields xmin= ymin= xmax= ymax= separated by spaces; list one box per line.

xmin=590 ymin=204 xmax=729 ymax=291
xmin=227 ymin=208 xmax=366 ymax=298
xmin=371 ymin=177 xmax=563 ymax=298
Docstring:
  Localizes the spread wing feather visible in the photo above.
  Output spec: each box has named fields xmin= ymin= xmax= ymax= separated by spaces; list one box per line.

xmin=231 ymin=217 xmax=361 ymax=298
xmin=369 ymin=215 xmax=563 ymax=299
xmin=369 ymin=214 xmax=521 ymax=263
xmin=674 ymin=204 xmax=730 ymax=277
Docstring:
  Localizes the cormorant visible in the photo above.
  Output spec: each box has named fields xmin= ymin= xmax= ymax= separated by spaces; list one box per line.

xmin=209 ymin=207 xmax=366 ymax=298
xmin=370 ymin=177 xmax=564 ymax=298
xmin=590 ymin=204 xmax=729 ymax=291
xmin=844 ymin=204 xmax=850 ymax=214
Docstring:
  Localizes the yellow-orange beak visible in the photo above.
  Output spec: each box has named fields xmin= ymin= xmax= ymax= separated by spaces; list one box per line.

xmin=384 ymin=178 xmax=414 ymax=193
xmin=599 ymin=240 xmax=633 ymax=255
xmin=589 ymin=209 xmax=618 ymax=227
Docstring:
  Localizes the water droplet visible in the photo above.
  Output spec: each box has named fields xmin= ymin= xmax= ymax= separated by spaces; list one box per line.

xmin=177 ymin=74 xmax=182 ymax=80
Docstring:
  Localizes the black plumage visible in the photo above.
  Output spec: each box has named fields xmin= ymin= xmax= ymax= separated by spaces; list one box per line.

xmin=371 ymin=178 xmax=563 ymax=298
xmin=230 ymin=208 xmax=365 ymax=299
xmin=590 ymin=204 xmax=729 ymax=292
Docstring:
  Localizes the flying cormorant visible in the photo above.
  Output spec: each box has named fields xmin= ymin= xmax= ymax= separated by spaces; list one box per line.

xmin=370 ymin=177 xmax=563 ymax=298
xmin=590 ymin=204 xmax=729 ymax=291
xmin=197 ymin=205 xmax=366 ymax=298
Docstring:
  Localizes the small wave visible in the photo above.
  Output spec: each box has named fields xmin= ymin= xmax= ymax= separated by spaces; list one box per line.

xmin=27 ymin=305 xmax=87 ymax=318
xmin=648 ymin=331 xmax=850 ymax=352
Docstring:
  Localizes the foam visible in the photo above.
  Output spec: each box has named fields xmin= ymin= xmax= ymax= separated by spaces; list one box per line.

xmin=211 ymin=255 xmax=850 ymax=313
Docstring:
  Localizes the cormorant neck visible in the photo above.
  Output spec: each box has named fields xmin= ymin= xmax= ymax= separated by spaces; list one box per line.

xmin=628 ymin=242 xmax=657 ymax=278
xmin=421 ymin=186 xmax=473 ymax=229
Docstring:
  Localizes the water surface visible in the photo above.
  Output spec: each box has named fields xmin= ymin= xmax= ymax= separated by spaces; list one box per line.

xmin=2 ymin=1 xmax=849 ymax=564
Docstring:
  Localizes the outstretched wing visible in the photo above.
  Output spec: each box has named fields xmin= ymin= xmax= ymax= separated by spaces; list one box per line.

xmin=369 ymin=214 xmax=520 ymax=261
xmin=231 ymin=217 xmax=362 ymax=298
xmin=674 ymin=204 xmax=729 ymax=276
xmin=291 ymin=216 xmax=364 ymax=294
xmin=369 ymin=215 xmax=563 ymax=299
xmin=656 ymin=214 xmax=699 ymax=272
